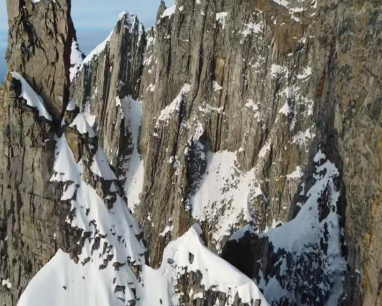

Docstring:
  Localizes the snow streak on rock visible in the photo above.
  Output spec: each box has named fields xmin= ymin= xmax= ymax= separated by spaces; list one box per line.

xmin=192 ymin=151 xmax=264 ymax=250
xmin=11 ymin=72 xmax=53 ymax=121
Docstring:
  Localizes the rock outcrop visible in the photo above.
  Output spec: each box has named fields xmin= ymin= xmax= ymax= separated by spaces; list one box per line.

xmin=70 ymin=12 xmax=145 ymax=175
xmin=6 ymin=0 xmax=76 ymax=120
xmin=2 ymin=0 xmax=382 ymax=305
xmin=0 ymin=0 xmax=74 ymax=305
xmin=71 ymin=0 xmax=382 ymax=305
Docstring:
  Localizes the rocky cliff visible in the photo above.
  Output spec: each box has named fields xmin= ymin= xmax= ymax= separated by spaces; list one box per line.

xmin=0 ymin=1 xmax=75 ymax=305
xmin=1 ymin=0 xmax=382 ymax=305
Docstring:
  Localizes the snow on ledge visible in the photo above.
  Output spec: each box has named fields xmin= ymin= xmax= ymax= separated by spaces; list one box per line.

xmin=70 ymin=113 xmax=96 ymax=138
xmin=155 ymin=84 xmax=191 ymax=127
xmin=11 ymin=72 xmax=52 ymax=121
xmin=161 ymin=5 xmax=177 ymax=18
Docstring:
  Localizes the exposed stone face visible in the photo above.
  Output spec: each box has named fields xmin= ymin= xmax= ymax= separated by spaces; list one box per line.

xmin=72 ymin=0 xmax=382 ymax=305
xmin=136 ymin=0 xmax=317 ymax=265
xmin=0 ymin=1 xmax=75 ymax=305
xmin=6 ymin=0 xmax=75 ymax=120
xmin=2 ymin=0 xmax=382 ymax=305
xmin=70 ymin=13 xmax=145 ymax=176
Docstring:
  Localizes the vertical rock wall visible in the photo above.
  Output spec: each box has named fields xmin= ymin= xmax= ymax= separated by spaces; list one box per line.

xmin=0 ymin=1 xmax=74 ymax=305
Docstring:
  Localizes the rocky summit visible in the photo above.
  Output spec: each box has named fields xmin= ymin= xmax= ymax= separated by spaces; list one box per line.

xmin=0 ymin=0 xmax=381 ymax=305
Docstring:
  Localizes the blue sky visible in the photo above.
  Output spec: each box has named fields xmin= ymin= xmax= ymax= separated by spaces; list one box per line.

xmin=0 ymin=0 xmax=174 ymax=79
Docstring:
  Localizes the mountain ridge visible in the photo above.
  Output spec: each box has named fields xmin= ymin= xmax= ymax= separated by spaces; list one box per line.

xmin=1 ymin=0 xmax=382 ymax=305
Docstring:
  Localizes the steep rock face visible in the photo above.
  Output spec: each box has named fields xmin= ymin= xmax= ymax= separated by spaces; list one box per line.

xmin=0 ymin=1 xmax=75 ymax=305
xmin=331 ymin=1 xmax=382 ymax=304
xmin=5 ymin=0 xmax=382 ymax=305
xmin=137 ymin=0 xmax=319 ymax=266
xmin=70 ymin=13 xmax=145 ymax=177
xmin=70 ymin=0 xmax=382 ymax=305
xmin=223 ymin=0 xmax=382 ymax=304
xmin=6 ymin=0 xmax=76 ymax=120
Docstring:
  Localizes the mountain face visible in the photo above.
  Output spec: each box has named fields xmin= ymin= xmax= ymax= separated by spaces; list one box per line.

xmin=1 ymin=0 xmax=382 ymax=306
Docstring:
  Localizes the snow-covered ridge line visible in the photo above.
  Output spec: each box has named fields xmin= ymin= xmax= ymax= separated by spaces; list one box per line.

xmin=141 ymin=224 xmax=269 ymax=305
xmin=79 ymin=30 xmax=114 ymax=70
xmin=257 ymin=150 xmax=346 ymax=304
xmin=11 ymin=72 xmax=52 ymax=121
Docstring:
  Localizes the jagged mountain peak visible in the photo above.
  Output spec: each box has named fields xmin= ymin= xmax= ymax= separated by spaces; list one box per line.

xmin=1 ymin=0 xmax=382 ymax=306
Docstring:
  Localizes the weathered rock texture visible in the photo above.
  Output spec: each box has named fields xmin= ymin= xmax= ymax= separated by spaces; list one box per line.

xmin=2 ymin=0 xmax=382 ymax=305
xmin=6 ymin=0 xmax=75 ymax=120
xmin=71 ymin=13 xmax=145 ymax=176
xmin=72 ymin=0 xmax=382 ymax=305
xmin=0 ymin=1 xmax=74 ymax=305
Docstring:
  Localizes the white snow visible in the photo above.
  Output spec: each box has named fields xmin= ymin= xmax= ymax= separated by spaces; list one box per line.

xmin=259 ymin=150 xmax=346 ymax=304
xmin=50 ymin=134 xmax=82 ymax=183
xmin=245 ymin=99 xmax=261 ymax=121
xmin=91 ymin=146 xmax=117 ymax=180
xmin=161 ymin=5 xmax=176 ymax=18
xmin=292 ymin=127 xmax=316 ymax=146
xmin=83 ymin=101 xmax=97 ymax=127
xmin=216 ymin=12 xmax=228 ymax=29
xmin=279 ymin=102 xmax=292 ymax=116
xmin=70 ymin=113 xmax=96 ymax=138
xmin=213 ymin=80 xmax=223 ymax=91
xmin=11 ymin=72 xmax=52 ymax=121
xmin=66 ymin=100 xmax=77 ymax=111
xmin=69 ymin=39 xmax=84 ymax=81
xmin=192 ymin=151 xmax=263 ymax=243
xmin=270 ymin=64 xmax=286 ymax=79
xmin=156 ymin=84 xmax=191 ymax=127
xmin=25 ymin=127 xmax=147 ymax=306
xmin=265 ymin=154 xmax=343 ymax=252
xmin=1 ymin=279 xmax=11 ymax=289
xmin=259 ymin=140 xmax=272 ymax=158
xmin=286 ymin=166 xmax=303 ymax=180
xmin=198 ymin=102 xmax=223 ymax=114
xmin=140 ymin=225 xmax=269 ymax=306
xmin=241 ymin=22 xmax=262 ymax=36
xmin=118 ymin=96 xmax=145 ymax=211
xmin=229 ymin=224 xmax=257 ymax=241
xmin=80 ymin=30 xmax=113 ymax=69
xmin=297 ymin=67 xmax=312 ymax=80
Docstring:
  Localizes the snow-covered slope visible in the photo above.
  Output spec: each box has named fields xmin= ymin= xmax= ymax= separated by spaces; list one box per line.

xmin=141 ymin=225 xmax=269 ymax=306
xmin=16 ymin=80 xmax=268 ymax=305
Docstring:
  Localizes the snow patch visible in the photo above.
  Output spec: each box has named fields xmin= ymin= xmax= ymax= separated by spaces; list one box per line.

xmin=156 ymin=84 xmax=191 ymax=127
xmin=11 ymin=72 xmax=52 ymax=121
xmin=286 ymin=166 xmax=303 ymax=180
xmin=192 ymin=151 xmax=263 ymax=244
xmin=161 ymin=5 xmax=177 ymax=18
xmin=216 ymin=12 xmax=228 ymax=29
xmin=69 ymin=39 xmax=84 ymax=81
xmin=70 ymin=113 xmax=96 ymax=138
xmin=213 ymin=80 xmax=223 ymax=92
